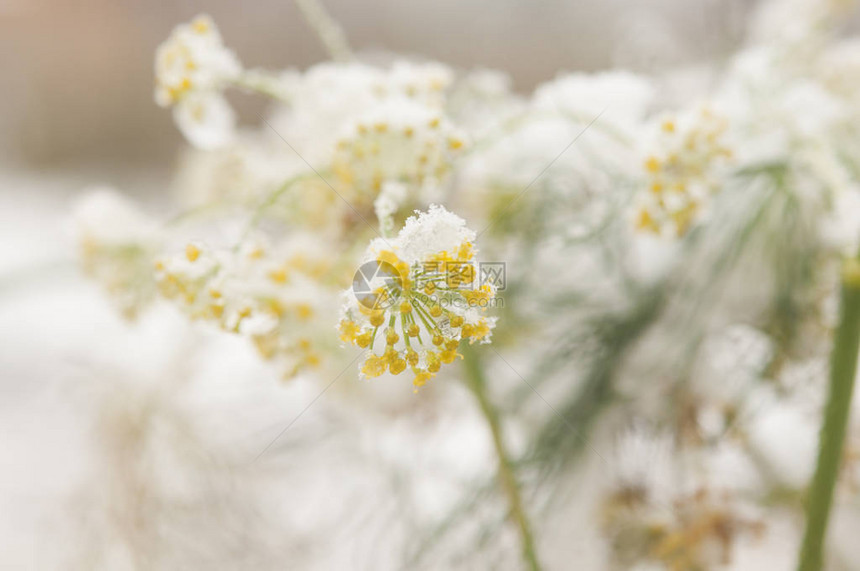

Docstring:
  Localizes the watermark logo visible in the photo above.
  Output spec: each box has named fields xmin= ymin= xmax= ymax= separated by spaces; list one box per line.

xmin=352 ymin=260 xmax=401 ymax=310
xmin=352 ymin=260 xmax=507 ymax=308
xmin=445 ymin=261 xmax=476 ymax=289
xmin=479 ymin=262 xmax=506 ymax=291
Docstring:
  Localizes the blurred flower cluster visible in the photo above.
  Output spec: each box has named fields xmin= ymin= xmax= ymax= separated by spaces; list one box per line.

xmin=72 ymin=0 xmax=860 ymax=568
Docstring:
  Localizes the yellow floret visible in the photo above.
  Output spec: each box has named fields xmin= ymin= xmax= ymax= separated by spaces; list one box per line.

xmin=389 ymin=358 xmax=407 ymax=375
xmin=339 ymin=319 xmax=360 ymax=343
xmin=362 ymin=355 xmax=387 ymax=378
xmin=186 ymin=243 xmax=200 ymax=262
xmin=356 ymin=331 xmax=372 ymax=348
xmin=644 ymin=156 xmax=661 ymax=173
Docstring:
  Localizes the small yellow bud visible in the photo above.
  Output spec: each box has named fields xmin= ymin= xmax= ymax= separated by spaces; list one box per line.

xmin=339 ymin=319 xmax=359 ymax=343
xmin=210 ymin=303 xmax=224 ymax=318
xmin=644 ymin=156 xmax=661 ymax=173
xmin=407 ymin=323 xmax=420 ymax=337
xmin=406 ymin=349 xmax=419 ymax=366
xmin=356 ymin=331 xmax=372 ymax=348
xmin=362 ymin=355 xmax=387 ymax=378
xmin=185 ymin=243 xmax=200 ymax=262
xmin=296 ymin=304 xmax=314 ymax=320
xmin=385 ymin=328 xmax=400 ymax=345
xmin=383 ymin=346 xmax=398 ymax=362
xmin=440 ymin=349 xmax=458 ymax=364
xmin=267 ymin=300 xmax=285 ymax=317
xmin=192 ymin=17 xmax=210 ymax=34
xmin=636 ymin=209 xmax=659 ymax=233
xmin=413 ymin=370 xmax=431 ymax=388
xmin=400 ymin=301 xmax=413 ymax=314
xmin=389 ymin=358 xmax=407 ymax=375
xmin=426 ymin=352 xmax=441 ymax=372
xmin=370 ymin=312 xmax=385 ymax=327
xmin=269 ymin=268 xmax=288 ymax=284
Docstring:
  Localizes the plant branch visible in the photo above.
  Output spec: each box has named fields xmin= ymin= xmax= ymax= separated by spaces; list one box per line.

xmin=462 ymin=343 xmax=542 ymax=571
xmin=798 ymin=253 xmax=860 ymax=571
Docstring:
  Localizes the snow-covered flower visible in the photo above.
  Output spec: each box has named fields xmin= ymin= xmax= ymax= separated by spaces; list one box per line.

xmin=267 ymin=61 xmax=453 ymax=161
xmin=633 ymin=106 xmax=733 ymax=237
xmin=155 ymin=14 xmax=242 ymax=149
xmin=73 ymin=188 xmax=160 ymax=319
xmin=531 ymin=70 xmax=654 ymax=132
xmin=332 ymin=96 xmax=467 ymax=205
xmin=261 ymin=60 xmax=464 ymax=212
xmin=338 ymin=205 xmax=497 ymax=389
xmin=155 ymin=234 xmax=341 ymax=379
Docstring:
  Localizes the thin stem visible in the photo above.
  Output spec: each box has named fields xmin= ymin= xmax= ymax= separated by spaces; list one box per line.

xmin=293 ymin=0 xmax=353 ymax=62
xmin=238 ymin=172 xmax=318 ymax=243
xmin=461 ymin=343 xmax=542 ymax=571
xmin=232 ymin=74 xmax=290 ymax=102
xmin=798 ymin=253 xmax=860 ymax=571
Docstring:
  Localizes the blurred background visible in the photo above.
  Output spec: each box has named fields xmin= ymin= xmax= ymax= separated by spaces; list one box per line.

xmin=0 ymin=0 xmax=759 ymax=282
xmin=0 ymin=0 xmax=750 ymax=172
xmin=0 ymin=1 xmax=825 ymax=569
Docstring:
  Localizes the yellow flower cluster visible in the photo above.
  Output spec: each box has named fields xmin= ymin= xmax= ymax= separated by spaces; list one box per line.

xmin=635 ymin=108 xmax=733 ymax=237
xmin=339 ymin=240 xmax=495 ymax=390
xmin=333 ymin=105 xmax=467 ymax=205
xmin=73 ymin=189 xmax=160 ymax=320
xmin=155 ymin=240 xmax=335 ymax=379
xmin=154 ymin=15 xmax=239 ymax=107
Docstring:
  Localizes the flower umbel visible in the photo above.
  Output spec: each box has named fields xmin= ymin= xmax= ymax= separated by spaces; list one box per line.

xmin=339 ymin=205 xmax=497 ymax=390
xmin=155 ymin=235 xmax=339 ymax=379
xmin=73 ymin=188 xmax=160 ymax=319
xmin=635 ymin=107 xmax=734 ymax=237
xmin=154 ymin=14 xmax=242 ymax=149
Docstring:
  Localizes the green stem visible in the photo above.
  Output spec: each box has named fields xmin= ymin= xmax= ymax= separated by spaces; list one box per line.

xmin=798 ymin=254 xmax=860 ymax=571
xmin=461 ymin=344 xmax=542 ymax=571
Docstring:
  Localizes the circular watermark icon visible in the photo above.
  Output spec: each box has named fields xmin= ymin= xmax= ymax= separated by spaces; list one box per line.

xmin=352 ymin=260 xmax=402 ymax=310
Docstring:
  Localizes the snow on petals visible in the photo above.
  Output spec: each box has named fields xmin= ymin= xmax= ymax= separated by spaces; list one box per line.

xmin=339 ymin=205 xmax=497 ymax=390
xmin=155 ymin=14 xmax=242 ymax=149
